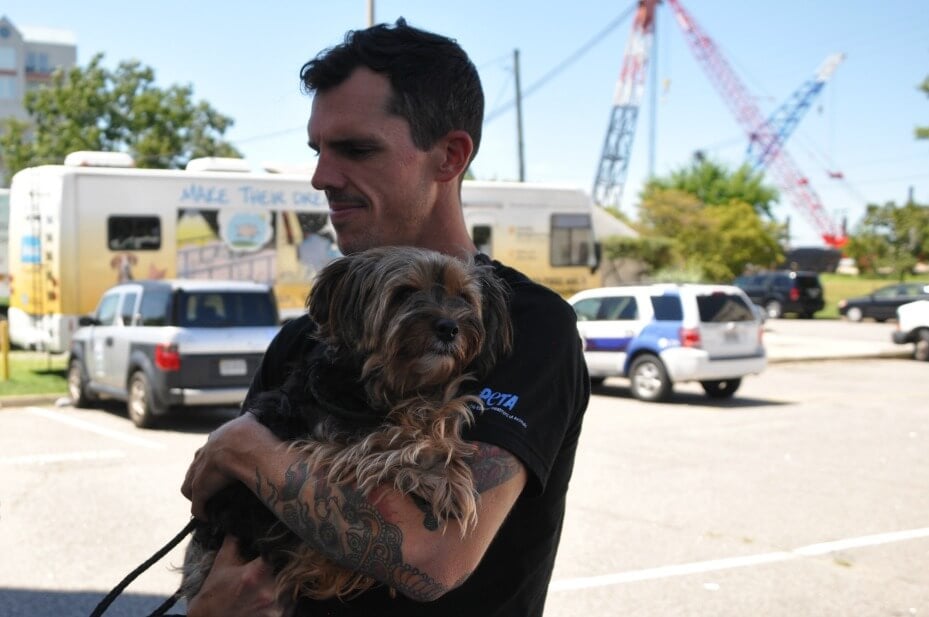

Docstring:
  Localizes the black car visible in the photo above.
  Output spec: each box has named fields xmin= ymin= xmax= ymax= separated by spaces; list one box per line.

xmin=732 ymin=271 xmax=825 ymax=319
xmin=838 ymin=282 xmax=929 ymax=322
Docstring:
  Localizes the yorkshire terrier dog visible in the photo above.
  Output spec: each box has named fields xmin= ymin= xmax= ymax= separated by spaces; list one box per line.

xmin=180 ymin=246 xmax=513 ymax=609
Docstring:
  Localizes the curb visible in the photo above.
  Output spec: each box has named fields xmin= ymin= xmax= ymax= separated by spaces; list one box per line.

xmin=0 ymin=393 xmax=67 ymax=409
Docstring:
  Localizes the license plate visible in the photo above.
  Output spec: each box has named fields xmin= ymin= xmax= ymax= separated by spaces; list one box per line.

xmin=219 ymin=358 xmax=248 ymax=376
xmin=724 ymin=330 xmax=741 ymax=342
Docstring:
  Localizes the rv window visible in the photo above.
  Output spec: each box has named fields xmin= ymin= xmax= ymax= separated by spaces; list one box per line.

xmin=550 ymin=214 xmax=593 ymax=267
xmin=108 ymin=216 xmax=162 ymax=251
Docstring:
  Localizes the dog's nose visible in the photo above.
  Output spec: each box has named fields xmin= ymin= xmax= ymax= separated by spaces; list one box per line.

xmin=435 ymin=318 xmax=460 ymax=342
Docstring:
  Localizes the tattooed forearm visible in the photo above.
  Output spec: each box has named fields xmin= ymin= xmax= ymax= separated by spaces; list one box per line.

xmin=255 ymin=461 xmax=449 ymax=601
xmin=469 ymin=442 xmax=521 ymax=494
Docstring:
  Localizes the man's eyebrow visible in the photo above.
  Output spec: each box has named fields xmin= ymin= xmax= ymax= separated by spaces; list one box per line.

xmin=307 ymin=140 xmax=319 ymax=153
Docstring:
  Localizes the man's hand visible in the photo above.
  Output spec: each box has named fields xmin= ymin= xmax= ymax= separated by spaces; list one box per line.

xmin=181 ymin=413 xmax=277 ymax=520
xmin=186 ymin=534 xmax=288 ymax=617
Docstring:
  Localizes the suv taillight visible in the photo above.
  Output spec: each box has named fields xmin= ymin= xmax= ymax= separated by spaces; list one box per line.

xmin=680 ymin=327 xmax=701 ymax=348
xmin=155 ymin=343 xmax=180 ymax=371
xmin=790 ymin=287 xmax=800 ymax=301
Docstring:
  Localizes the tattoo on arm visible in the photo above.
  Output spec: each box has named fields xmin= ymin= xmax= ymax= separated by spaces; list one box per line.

xmin=256 ymin=462 xmax=448 ymax=601
xmin=469 ymin=442 xmax=521 ymax=494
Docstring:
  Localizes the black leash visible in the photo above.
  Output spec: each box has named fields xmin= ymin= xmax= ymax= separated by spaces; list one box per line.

xmin=89 ymin=517 xmax=198 ymax=617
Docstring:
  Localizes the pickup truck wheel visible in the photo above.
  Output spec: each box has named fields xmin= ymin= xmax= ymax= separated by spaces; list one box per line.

xmin=629 ymin=354 xmax=671 ymax=402
xmin=67 ymin=359 xmax=96 ymax=408
xmin=127 ymin=371 xmax=159 ymax=429
xmin=701 ymin=378 xmax=742 ymax=399
xmin=915 ymin=330 xmax=929 ymax=362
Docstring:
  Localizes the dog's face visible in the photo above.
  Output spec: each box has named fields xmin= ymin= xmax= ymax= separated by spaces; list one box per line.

xmin=308 ymin=247 xmax=512 ymax=399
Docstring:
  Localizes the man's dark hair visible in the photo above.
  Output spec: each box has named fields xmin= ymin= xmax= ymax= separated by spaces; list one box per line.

xmin=300 ymin=18 xmax=484 ymax=163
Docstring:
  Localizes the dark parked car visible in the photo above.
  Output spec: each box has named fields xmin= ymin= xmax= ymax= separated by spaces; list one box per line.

xmin=732 ymin=271 xmax=825 ymax=319
xmin=838 ymin=282 xmax=929 ymax=322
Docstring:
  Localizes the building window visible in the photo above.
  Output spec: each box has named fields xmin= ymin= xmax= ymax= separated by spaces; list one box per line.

xmin=0 ymin=47 xmax=15 ymax=70
xmin=0 ymin=76 xmax=17 ymax=100
xmin=26 ymin=51 xmax=50 ymax=73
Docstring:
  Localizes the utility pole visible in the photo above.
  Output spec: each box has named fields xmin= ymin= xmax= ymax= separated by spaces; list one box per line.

xmin=514 ymin=49 xmax=526 ymax=182
xmin=367 ymin=0 xmax=375 ymax=26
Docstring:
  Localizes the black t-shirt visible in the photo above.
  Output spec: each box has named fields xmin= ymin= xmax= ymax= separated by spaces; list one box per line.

xmin=244 ymin=257 xmax=590 ymax=617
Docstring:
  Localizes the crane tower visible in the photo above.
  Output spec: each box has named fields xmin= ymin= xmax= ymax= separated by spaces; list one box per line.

xmin=591 ymin=0 xmax=658 ymax=208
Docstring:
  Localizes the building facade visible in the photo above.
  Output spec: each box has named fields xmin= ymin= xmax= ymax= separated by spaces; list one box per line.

xmin=0 ymin=16 xmax=76 ymax=123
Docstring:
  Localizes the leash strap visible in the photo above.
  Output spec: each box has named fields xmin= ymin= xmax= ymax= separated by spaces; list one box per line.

xmin=88 ymin=518 xmax=198 ymax=617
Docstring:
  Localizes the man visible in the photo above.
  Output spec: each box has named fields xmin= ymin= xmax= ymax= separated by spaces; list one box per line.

xmin=182 ymin=19 xmax=589 ymax=616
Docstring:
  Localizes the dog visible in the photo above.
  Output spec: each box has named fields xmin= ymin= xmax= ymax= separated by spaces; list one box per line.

xmin=180 ymin=246 xmax=513 ymax=609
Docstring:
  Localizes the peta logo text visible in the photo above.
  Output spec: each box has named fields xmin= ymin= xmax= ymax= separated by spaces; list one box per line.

xmin=478 ymin=388 xmax=520 ymax=411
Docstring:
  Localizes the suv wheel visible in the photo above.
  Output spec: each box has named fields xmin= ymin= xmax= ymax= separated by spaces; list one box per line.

xmin=629 ymin=354 xmax=671 ymax=402
xmin=67 ymin=358 xmax=96 ymax=408
xmin=915 ymin=330 xmax=929 ymax=362
xmin=845 ymin=307 xmax=863 ymax=322
xmin=127 ymin=371 xmax=160 ymax=428
xmin=764 ymin=299 xmax=783 ymax=319
xmin=701 ymin=378 xmax=741 ymax=399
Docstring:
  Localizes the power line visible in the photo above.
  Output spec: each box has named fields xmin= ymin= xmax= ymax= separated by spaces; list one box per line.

xmin=485 ymin=3 xmax=639 ymax=124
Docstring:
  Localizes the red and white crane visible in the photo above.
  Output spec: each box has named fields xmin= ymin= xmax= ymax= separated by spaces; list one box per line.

xmin=665 ymin=0 xmax=847 ymax=247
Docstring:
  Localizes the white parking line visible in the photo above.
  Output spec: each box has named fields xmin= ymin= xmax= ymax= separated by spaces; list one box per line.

xmin=26 ymin=407 xmax=165 ymax=450
xmin=0 ymin=449 xmax=126 ymax=466
xmin=550 ymin=527 xmax=929 ymax=592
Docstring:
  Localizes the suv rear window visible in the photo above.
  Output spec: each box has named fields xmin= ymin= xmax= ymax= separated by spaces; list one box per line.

xmin=696 ymin=294 xmax=755 ymax=322
xmin=176 ymin=291 xmax=278 ymax=327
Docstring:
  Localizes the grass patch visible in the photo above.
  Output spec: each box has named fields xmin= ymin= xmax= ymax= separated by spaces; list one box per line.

xmin=0 ymin=351 xmax=68 ymax=397
xmin=817 ymin=273 xmax=905 ymax=319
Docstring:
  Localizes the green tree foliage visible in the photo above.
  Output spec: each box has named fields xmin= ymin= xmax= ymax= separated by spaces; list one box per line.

xmin=917 ymin=75 xmax=929 ymax=140
xmin=0 ymin=53 xmax=240 ymax=183
xmin=636 ymin=159 xmax=784 ymax=281
xmin=645 ymin=156 xmax=778 ymax=218
xmin=845 ymin=200 xmax=929 ymax=278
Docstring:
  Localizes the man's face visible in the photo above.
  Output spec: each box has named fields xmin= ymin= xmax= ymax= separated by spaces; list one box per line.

xmin=308 ymin=67 xmax=440 ymax=254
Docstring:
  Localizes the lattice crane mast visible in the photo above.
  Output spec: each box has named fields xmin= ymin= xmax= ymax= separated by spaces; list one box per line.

xmin=747 ymin=52 xmax=845 ymax=171
xmin=592 ymin=0 xmax=658 ymax=208
xmin=667 ymin=0 xmax=847 ymax=248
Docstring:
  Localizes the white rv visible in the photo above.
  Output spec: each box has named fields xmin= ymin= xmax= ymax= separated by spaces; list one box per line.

xmin=7 ymin=152 xmax=598 ymax=352
xmin=0 ymin=188 xmax=9 ymax=311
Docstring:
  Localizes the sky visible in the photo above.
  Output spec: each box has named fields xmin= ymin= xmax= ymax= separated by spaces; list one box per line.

xmin=5 ymin=0 xmax=928 ymax=247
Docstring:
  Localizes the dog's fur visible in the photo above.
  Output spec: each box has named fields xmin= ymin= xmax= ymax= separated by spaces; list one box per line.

xmin=180 ymin=246 xmax=512 ymax=607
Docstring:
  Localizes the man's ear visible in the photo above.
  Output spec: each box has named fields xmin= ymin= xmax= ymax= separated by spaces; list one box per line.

xmin=435 ymin=130 xmax=474 ymax=182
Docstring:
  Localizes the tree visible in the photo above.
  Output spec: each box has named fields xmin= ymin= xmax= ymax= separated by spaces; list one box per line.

xmin=0 ymin=54 xmax=240 ymax=183
xmin=917 ymin=75 xmax=929 ymax=140
xmin=845 ymin=200 xmax=929 ymax=279
xmin=645 ymin=156 xmax=778 ymax=218
xmin=635 ymin=158 xmax=784 ymax=281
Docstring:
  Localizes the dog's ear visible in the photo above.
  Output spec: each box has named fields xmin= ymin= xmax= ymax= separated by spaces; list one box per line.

xmin=474 ymin=267 xmax=513 ymax=376
xmin=307 ymin=255 xmax=370 ymax=349
xmin=307 ymin=257 xmax=353 ymax=340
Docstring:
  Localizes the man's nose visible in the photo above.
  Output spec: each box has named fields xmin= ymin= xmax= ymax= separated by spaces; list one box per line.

xmin=311 ymin=152 xmax=343 ymax=191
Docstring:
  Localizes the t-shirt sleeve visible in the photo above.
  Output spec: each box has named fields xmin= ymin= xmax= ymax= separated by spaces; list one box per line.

xmin=462 ymin=278 xmax=589 ymax=496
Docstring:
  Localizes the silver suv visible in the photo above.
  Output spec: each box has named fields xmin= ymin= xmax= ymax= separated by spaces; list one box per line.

xmin=67 ymin=279 xmax=281 ymax=427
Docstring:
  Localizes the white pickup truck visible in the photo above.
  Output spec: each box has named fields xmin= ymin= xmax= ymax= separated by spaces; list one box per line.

xmin=892 ymin=300 xmax=929 ymax=361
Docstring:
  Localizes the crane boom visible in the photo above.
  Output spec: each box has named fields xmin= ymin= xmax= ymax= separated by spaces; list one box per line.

xmin=667 ymin=0 xmax=846 ymax=247
xmin=592 ymin=0 xmax=658 ymax=208
xmin=747 ymin=52 xmax=845 ymax=171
